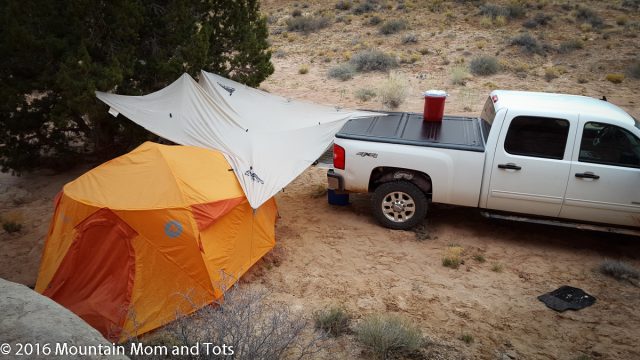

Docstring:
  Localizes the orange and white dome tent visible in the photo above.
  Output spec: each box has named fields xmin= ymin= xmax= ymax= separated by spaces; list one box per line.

xmin=34 ymin=142 xmax=277 ymax=342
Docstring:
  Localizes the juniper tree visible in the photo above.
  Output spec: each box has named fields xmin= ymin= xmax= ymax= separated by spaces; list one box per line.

xmin=0 ymin=0 xmax=273 ymax=173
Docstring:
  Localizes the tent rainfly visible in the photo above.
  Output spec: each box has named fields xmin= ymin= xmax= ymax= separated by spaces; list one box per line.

xmin=35 ymin=142 xmax=277 ymax=341
xmin=96 ymin=71 xmax=380 ymax=209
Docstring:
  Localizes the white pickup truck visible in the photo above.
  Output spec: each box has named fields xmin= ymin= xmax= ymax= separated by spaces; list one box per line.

xmin=327 ymin=90 xmax=640 ymax=233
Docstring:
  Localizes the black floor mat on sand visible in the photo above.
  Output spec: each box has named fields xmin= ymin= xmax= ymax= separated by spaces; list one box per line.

xmin=538 ymin=286 xmax=596 ymax=312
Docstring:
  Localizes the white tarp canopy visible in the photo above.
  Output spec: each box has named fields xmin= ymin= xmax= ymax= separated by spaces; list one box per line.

xmin=96 ymin=71 xmax=379 ymax=209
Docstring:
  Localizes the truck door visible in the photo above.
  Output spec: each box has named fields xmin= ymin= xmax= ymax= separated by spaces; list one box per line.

xmin=559 ymin=121 xmax=640 ymax=227
xmin=486 ymin=111 xmax=577 ymax=217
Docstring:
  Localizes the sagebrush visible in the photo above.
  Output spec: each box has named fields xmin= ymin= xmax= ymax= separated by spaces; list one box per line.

xmin=355 ymin=313 xmax=423 ymax=360
xmin=313 ymin=306 xmax=350 ymax=337
xmin=350 ymin=50 xmax=398 ymax=72
xmin=469 ymin=55 xmax=500 ymax=76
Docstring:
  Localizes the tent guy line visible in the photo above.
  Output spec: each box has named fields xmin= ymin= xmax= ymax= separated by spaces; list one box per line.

xmin=96 ymin=71 xmax=382 ymax=209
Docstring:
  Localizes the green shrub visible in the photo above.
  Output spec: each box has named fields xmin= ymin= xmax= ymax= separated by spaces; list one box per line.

xmin=469 ymin=55 xmax=500 ymax=76
xmin=378 ymin=72 xmax=408 ymax=109
xmin=355 ymin=88 xmax=376 ymax=102
xmin=2 ymin=221 xmax=22 ymax=234
xmin=313 ymin=306 xmax=350 ymax=337
xmin=349 ymin=50 xmax=398 ymax=72
xmin=355 ymin=314 xmax=423 ymax=359
xmin=473 ymin=254 xmax=486 ymax=263
xmin=328 ymin=63 xmax=356 ymax=81
xmin=510 ymin=33 xmax=544 ymax=54
xmin=286 ymin=16 xmax=331 ymax=34
xmin=379 ymin=19 xmax=407 ymax=35
xmin=599 ymin=259 xmax=639 ymax=282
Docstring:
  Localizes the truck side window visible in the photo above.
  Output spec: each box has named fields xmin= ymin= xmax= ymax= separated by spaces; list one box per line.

xmin=579 ymin=122 xmax=640 ymax=168
xmin=504 ymin=116 xmax=569 ymax=159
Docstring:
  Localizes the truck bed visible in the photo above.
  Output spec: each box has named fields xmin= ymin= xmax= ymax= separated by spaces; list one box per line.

xmin=336 ymin=112 xmax=486 ymax=152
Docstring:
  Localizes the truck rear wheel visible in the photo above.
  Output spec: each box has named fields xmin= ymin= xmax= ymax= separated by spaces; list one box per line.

xmin=371 ymin=181 xmax=428 ymax=230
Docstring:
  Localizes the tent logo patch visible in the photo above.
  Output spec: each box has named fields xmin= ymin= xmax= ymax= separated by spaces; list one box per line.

xmin=244 ymin=168 xmax=264 ymax=184
xmin=164 ymin=220 xmax=183 ymax=238
xmin=217 ymin=82 xmax=236 ymax=96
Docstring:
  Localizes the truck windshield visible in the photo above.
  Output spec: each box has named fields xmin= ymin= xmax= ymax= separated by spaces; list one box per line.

xmin=479 ymin=97 xmax=496 ymax=142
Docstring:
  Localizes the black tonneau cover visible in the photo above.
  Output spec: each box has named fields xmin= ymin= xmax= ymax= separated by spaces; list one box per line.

xmin=336 ymin=112 xmax=485 ymax=152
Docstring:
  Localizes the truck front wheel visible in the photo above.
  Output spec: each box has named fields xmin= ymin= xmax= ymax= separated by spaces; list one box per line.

xmin=371 ymin=181 xmax=428 ymax=230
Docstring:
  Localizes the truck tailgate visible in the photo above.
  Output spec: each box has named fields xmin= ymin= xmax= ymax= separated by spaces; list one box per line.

xmin=336 ymin=112 xmax=485 ymax=152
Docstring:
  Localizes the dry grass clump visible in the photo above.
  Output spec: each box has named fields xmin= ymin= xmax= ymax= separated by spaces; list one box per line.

xmin=2 ymin=220 xmax=22 ymax=234
xmin=378 ymin=72 xmax=408 ymax=110
xmin=459 ymin=333 xmax=474 ymax=344
xmin=599 ymin=260 xmax=640 ymax=286
xmin=350 ymin=50 xmax=398 ymax=72
xmin=355 ymin=313 xmax=423 ymax=360
xmin=286 ymin=15 xmax=331 ymax=34
xmin=368 ymin=15 xmax=383 ymax=26
xmin=401 ymin=34 xmax=418 ymax=44
xmin=355 ymin=88 xmax=376 ymax=102
xmin=451 ymin=66 xmax=470 ymax=85
xmin=328 ymin=64 xmax=356 ymax=81
xmin=491 ymin=263 xmax=504 ymax=272
xmin=442 ymin=245 xmax=464 ymax=269
xmin=544 ymin=67 xmax=560 ymax=81
xmin=1 ymin=211 xmax=24 ymax=234
xmin=605 ymin=73 xmax=625 ymax=84
xmin=313 ymin=306 xmax=350 ymax=337
xmin=298 ymin=64 xmax=309 ymax=74
xmin=558 ymin=39 xmax=584 ymax=53
xmin=480 ymin=3 xmax=525 ymax=20
xmin=379 ymin=19 xmax=407 ymax=35
xmin=469 ymin=55 xmax=500 ymax=76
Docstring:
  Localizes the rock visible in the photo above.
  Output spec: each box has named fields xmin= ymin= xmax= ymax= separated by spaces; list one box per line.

xmin=0 ymin=278 xmax=129 ymax=359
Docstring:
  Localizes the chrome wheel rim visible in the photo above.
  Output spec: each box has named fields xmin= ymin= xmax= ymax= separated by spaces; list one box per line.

xmin=381 ymin=191 xmax=415 ymax=223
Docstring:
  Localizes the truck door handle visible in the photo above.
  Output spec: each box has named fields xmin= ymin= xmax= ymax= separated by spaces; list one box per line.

xmin=575 ymin=172 xmax=600 ymax=180
xmin=498 ymin=163 xmax=521 ymax=171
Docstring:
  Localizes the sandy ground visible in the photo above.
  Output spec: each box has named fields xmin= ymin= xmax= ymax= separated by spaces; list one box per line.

xmin=2 ymin=1 xmax=640 ymax=359
xmin=3 ymin=166 xmax=639 ymax=359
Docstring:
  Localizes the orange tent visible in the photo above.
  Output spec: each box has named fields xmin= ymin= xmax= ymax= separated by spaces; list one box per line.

xmin=34 ymin=142 xmax=277 ymax=342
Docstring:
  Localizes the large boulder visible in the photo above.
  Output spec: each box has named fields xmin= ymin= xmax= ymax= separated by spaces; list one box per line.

xmin=0 ymin=278 xmax=129 ymax=359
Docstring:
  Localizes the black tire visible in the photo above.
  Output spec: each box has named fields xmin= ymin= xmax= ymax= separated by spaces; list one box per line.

xmin=371 ymin=181 xmax=428 ymax=230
